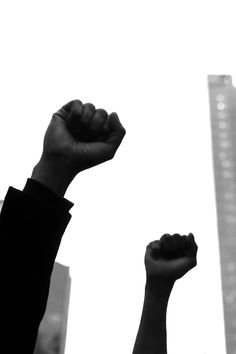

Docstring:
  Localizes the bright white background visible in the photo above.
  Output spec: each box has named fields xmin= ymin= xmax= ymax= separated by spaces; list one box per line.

xmin=2 ymin=1 xmax=236 ymax=353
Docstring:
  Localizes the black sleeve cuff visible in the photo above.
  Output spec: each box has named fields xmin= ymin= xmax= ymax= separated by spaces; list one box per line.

xmin=23 ymin=178 xmax=74 ymax=213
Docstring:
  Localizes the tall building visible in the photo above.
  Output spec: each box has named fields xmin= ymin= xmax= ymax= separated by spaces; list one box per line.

xmin=208 ymin=75 xmax=236 ymax=354
xmin=0 ymin=200 xmax=71 ymax=354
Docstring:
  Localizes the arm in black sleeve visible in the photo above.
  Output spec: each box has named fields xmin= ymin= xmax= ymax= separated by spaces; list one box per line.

xmin=0 ymin=178 xmax=74 ymax=354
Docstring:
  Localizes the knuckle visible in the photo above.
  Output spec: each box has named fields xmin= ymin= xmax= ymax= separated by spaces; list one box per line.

xmin=147 ymin=241 xmax=153 ymax=248
xmin=161 ymin=233 xmax=170 ymax=240
xmin=73 ymin=99 xmax=83 ymax=106
xmin=71 ymin=100 xmax=83 ymax=113
xmin=96 ymin=108 xmax=108 ymax=117
xmin=172 ymin=233 xmax=181 ymax=238
xmin=84 ymin=102 xmax=95 ymax=111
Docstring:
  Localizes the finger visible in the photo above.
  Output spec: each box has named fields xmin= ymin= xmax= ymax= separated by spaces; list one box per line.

xmin=57 ymin=100 xmax=82 ymax=122
xmin=67 ymin=100 xmax=83 ymax=138
xmin=160 ymin=234 xmax=173 ymax=258
xmin=52 ymin=110 xmax=68 ymax=123
xmin=105 ymin=112 xmax=126 ymax=149
xmin=145 ymin=240 xmax=159 ymax=254
xmin=186 ymin=233 xmax=198 ymax=257
xmin=52 ymin=100 xmax=78 ymax=122
xmin=84 ymin=109 xmax=108 ymax=141
xmin=146 ymin=241 xmax=155 ymax=248
xmin=99 ymin=119 xmax=111 ymax=141
xmin=172 ymin=234 xmax=187 ymax=257
xmin=150 ymin=241 xmax=161 ymax=259
xmin=79 ymin=103 xmax=96 ymax=133
xmin=160 ymin=233 xmax=171 ymax=241
xmin=180 ymin=235 xmax=188 ymax=255
xmin=171 ymin=233 xmax=181 ymax=249
xmin=50 ymin=110 xmax=69 ymax=133
xmin=161 ymin=234 xmax=188 ymax=258
xmin=61 ymin=100 xmax=81 ymax=113
xmin=146 ymin=240 xmax=161 ymax=259
xmin=145 ymin=245 xmax=152 ymax=259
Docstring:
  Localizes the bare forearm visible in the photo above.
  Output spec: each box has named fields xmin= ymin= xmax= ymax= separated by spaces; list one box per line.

xmin=133 ymin=280 xmax=174 ymax=354
xmin=31 ymin=156 xmax=76 ymax=197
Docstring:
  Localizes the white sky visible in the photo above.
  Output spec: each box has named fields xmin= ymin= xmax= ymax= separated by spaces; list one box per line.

xmin=2 ymin=1 xmax=236 ymax=353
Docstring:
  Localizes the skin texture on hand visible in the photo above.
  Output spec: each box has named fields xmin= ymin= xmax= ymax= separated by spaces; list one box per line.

xmin=31 ymin=100 xmax=126 ymax=196
xmin=145 ymin=233 xmax=198 ymax=283
xmin=43 ymin=100 xmax=126 ymax=172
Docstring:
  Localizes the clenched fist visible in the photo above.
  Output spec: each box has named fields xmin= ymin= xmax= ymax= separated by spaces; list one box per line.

xmin=43 ymin=100 xmax=126 ymax=172
xmin=145 ymin=233 xmax=198 ymax=282
xmin=32 ymin=100 xmax=126 ymax=196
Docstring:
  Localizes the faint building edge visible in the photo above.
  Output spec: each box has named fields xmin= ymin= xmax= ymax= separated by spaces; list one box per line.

xmin=34 ymin=262 xmax=71 ymax=354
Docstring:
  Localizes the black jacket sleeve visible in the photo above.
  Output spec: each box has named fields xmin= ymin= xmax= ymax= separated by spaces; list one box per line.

xmin=0 ymin=178 xmax=74 ymax=354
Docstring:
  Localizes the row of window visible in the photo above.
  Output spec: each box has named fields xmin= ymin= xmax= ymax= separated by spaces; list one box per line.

xmin=216 ymin=94 xmax=236 ymax=233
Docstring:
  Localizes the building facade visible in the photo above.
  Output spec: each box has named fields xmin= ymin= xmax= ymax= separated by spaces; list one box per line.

xmin=208 ymin=75 xmax=236 ymax=353
xmin=34 ymin=262 xmax=71 ymax=354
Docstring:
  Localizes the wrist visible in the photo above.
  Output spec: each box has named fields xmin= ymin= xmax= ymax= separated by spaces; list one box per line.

xmin=31 ymin=156 xmax=76 ymax=197
xmin=145 ymin=277 xmax=174 ymax=303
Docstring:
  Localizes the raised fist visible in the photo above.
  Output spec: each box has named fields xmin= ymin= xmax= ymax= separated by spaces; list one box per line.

xmin=42 ymin=99 xmax=126 ymax=175
xmin=145 ymin=233 xmax=198 ymax=281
